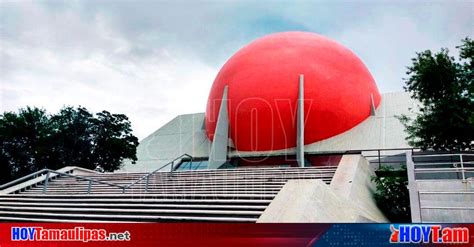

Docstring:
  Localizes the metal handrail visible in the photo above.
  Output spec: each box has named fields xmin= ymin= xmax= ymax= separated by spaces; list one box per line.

xmin=42 ymin=169 xmax=126 ymax=193
xmin=0 ymin=168 xmax=126 ymax=194
xmin=420 ymin=191 xmax=474 ymax=194
xmin=122 ymin=153 xmax=193 ymax=193
xmin=412 ymin=153 xmax=474 ymax=158
xmin=420 ymin=206 xmax=474 ymax=210
xmin=0 ymin=153 xmax=194 ymax=194
xmin=412 ymin=153 xmax=473 ymax=182
xmin=414 ymin=161 xmax=474 ymax=165
xmin=0 ymin=169 xmax=56 ymax=191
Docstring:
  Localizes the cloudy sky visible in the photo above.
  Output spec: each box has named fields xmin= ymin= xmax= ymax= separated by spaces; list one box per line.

xmin=1 ymin=0 xmax=473 ymax=139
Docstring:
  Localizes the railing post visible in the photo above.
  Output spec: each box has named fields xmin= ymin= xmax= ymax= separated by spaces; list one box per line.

xmin=87 ymin=180 xmax=92 ymax=194
xmin=406 ymin=151 xmax=422 ymax=223
xmin=418 ymin=191 xmax=422 ymax=222
xmin=42 ymin=171 xmax=50 ymax=194
xmin=145 ymin=175 xmax=149 ymax=192
xmin=460 ymin=154 xmax=466 ymax=182
xmin=378 ymin=150 xmax=381 ymax=169
xmin=122 ymin=187 xmax=126 ymax=194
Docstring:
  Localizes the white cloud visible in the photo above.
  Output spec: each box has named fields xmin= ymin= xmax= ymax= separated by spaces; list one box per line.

xmin=332 ymin=14 xmax=443 ymax=92
xmin=1 ymin=39 xmax=216 ymax=139
xmin=0 ymin=3 xmax=216 ymax=139
xmin=1 ymin=1 xmax=472 ymax=140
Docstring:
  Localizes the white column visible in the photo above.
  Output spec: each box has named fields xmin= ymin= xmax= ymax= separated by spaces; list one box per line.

xmin=296 ymin=74 xmax=305 ymax=167
xmin=208 ymin=86 xmax=229 ymax=169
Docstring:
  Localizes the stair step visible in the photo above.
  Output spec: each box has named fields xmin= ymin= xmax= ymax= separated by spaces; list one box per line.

xmin=0 ymin=197 xmax=271 ymax=204
xmin=47 ymin=178 xmax=333 ymax=185
xmin=0 ymin=216 xmax=141 ymax=223
xmin=40 ymin=185 xmax=287 ymax=190
xmin=55 ymin=176 xmax=334 ymax=183
xmin=22 ymin=191 xmax=280 ymax=195
xmin=101 ymin=166 xmax=338 ymax=175
xmin=26 ymin=187 xmax=285 ymax=191
xmin=0 ymin=211 xmax=257 ymax=222
xmin=0 ymin=206 xmax=263 ymax=216
xmin=0 ymin=202 xmax=268 ymax=210
xmin=1 ymin=193 xmax=275 ymax=199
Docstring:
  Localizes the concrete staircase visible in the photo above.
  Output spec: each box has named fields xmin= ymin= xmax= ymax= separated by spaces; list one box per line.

xmin=0 ymin=166 xmax=337 ymax=222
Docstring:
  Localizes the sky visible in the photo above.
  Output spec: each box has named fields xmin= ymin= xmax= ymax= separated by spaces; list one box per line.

xmin=1 ymin=0 xmax=473 ymax=140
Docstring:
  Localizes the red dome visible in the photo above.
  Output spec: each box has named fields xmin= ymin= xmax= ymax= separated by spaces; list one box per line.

xmin=205 ymin=32 xmax=381 ymax=151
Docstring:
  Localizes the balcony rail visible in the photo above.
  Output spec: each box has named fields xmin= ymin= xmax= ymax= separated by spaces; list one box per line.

xmin=412 ymin=153 xmax=474 ymax=181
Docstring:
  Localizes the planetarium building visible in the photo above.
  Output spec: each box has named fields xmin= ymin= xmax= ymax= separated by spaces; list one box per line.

xmin=126 ymin=32 xmax=415 ymax=172
xmin=0 ymin=32 xmax=472 ymax=223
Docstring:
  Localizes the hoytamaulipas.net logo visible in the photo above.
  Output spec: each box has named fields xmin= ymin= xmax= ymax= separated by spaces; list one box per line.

xmin=11 ymin=226 xmax=131 ymax=242
xmin=390 ymin=224 xmax=469 ymax=244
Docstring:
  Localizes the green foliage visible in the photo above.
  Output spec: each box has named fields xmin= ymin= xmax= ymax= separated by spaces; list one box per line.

xmin=399 ymin=38 xmax=474 ymax=151
xmin=0 ymin=106 xmax=139 ymax=184
xmin=371 ymin=165 xmax=411 ymax=222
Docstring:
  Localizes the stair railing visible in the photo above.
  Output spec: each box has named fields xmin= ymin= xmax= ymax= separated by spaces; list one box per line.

xmin=0 ymin=153 xmax=193 ymax=194
xmin=0 ymin=168 xmax=126 ymax=194
xmin=122 ymin=153 xmax=193 ymax=193
xmin=41 ymin=169 xmax=126 ymax=194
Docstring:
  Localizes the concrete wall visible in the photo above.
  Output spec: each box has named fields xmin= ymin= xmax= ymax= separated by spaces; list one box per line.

xmin=416 ymin=179 xmax=474 ymax=222
xmin=330 ymin=154 xmax=387 ymax=221
xmin=407 ymin=151 xmax=474 ymax=223
xmin=121 ymin=113 xmax=211 ymax=172
xmin=257 ymin=155 xmax=388 ymax=223
xmin=257 ymin=180 xmax=360 ymax=222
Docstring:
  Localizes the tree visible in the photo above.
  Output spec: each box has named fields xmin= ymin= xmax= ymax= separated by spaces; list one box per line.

xmin=0 ymin=106 xmax=139 ymax=184
xmin=47 ymin=107 xmax=95 ymax=170
xmin=89 ymin=111 xmax=138 ymax=171
xmin=371 ymin=166 xmax=411 ymax=222
xmin=398 ymin=38 xmax=474 ymax=151
xmin=0 ymin=107 xmax=52 ymax=184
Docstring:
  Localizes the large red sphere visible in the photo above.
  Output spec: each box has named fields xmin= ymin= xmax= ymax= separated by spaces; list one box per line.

xmin=205 ymin=32 xmax=380 ymax=151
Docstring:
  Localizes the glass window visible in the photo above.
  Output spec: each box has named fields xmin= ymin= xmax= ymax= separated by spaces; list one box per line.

xmin=176 ymin=160 xmax=208 ymax=171
xmin=218 ymin=161 xmax=236 ymax=169
xmin=194 ymin=161 xmax=208 ymax=170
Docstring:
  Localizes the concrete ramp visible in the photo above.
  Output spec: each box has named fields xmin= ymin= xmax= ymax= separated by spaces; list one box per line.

xmin=257 ymin=180 xmax=361 ymax=222
xmin=258 ymin=154 xmax=388 ymax=223
xmin=330 ymin=154 xmax=387 ymax=221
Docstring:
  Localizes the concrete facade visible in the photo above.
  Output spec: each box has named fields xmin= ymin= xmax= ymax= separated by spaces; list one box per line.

xmin=121 ymin=113 xmax=210 ymax=172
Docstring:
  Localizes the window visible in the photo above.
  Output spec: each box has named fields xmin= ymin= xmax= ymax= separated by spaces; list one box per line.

xmin=176 ymin=160 xmax=209 ymax=171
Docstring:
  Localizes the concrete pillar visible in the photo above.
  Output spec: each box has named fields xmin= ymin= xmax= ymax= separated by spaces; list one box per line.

xmin=296 ymin=74 xmax=305 ymax=167
xmin=406 ymin=151 xmax=421 ymax=222
xmin=208 ymin=86 xmax=229 ymax=169
xmin=370 ymin=94 xmax=376 ymax=116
